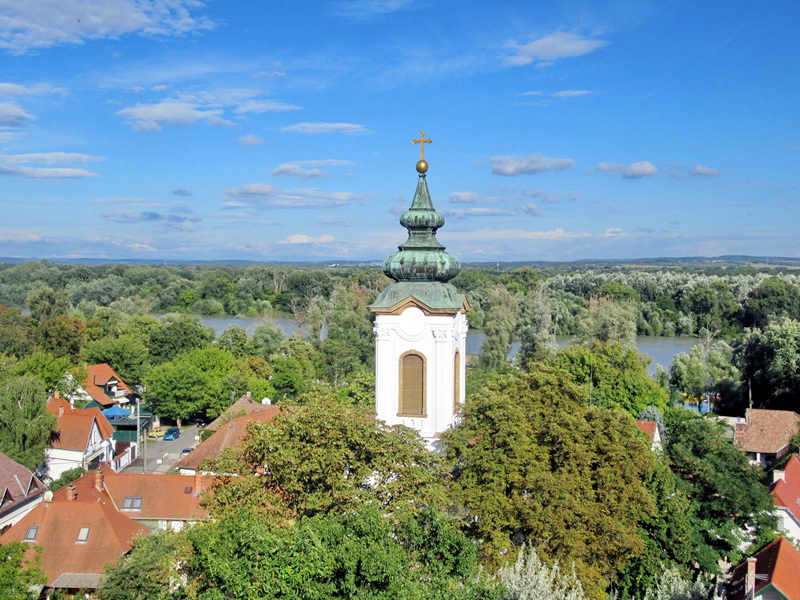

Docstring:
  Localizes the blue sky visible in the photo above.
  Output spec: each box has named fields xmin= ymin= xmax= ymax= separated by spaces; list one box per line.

xmin=0 ymin=0 xmax=798 ymax=262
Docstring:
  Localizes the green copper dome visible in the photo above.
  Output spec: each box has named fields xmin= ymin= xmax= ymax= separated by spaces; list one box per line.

xmin=383 ymin=173 xmax=461 ymax=283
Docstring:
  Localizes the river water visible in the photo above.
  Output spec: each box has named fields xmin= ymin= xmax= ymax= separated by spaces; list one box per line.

xmin=197 ymin=315 xmax=697 ymax=374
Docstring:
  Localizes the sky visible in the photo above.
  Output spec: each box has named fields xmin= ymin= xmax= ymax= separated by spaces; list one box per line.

xmin=0 ymin=0 xmax=798 ymax=263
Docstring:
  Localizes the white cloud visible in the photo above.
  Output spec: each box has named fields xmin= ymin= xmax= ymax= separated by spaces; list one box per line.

xmin=0 ymin=82 xmax=65 ymax=96
xmin=271 ymin=159 xmax=353 ymax=178
xmin=0 ymin=0 xmax=215 ymax=54
xmin=235 ymin=100 xmax=300 ymax=114
xmin=490 ymin=154 xmax=574 ymax=176
xmin=604 ymin=227 xmax=624 ymax=236
xmin=238 ymin=133 xmax=264 ymax=146
xmin=689 ymin=164 xmax=720 ymax=177
xmin=116 ymin=101 xmax=223 ymax=131
xmin=111 ymin=240 xmax=156 ymax=252
xmin=223 ymin=183 xmax=360 ymax=209
xmin=596 ymin=161 xmax=658 ymax=179
xmin=278 ymin=234 xmax=335 ymax=244
xmin=518 ymin=91 xmax=544 ymax=97
xmin=281 ymin=122 xmax=372 ymax=135
xmin=448 ymin=191 xmax=481 ymax=204
xmin=0 ymin=132 xmax=17 ymax=143
xmin=522 ymin=204 xmax=541 ymax=216
xmin=505 ymin=32 xmax=609 ymax=67
xmin=0 ymin=152 xmax=102 ymax=164
xmin=448 ymin=227 xmax=592 ymax=242
xmin=271 ymin=163 xmax=324 ymax=178
xmin=0 ymin=164 xmax=98 ymax=178
xmin=0 ymin=102 xmax=35 ymax=127
xmin=551 ymin=89 xmax=592 ymax=98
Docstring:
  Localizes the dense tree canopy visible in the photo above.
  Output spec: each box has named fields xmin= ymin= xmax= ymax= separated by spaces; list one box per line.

xmin=0 ymin=375 xmax=57 ymax=470
xmin=444 ymin=366 xmax=654 ymax=598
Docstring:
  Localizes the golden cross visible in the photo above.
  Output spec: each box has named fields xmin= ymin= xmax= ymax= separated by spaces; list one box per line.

xmin=412 ymin=131 xmax=432 ymax=161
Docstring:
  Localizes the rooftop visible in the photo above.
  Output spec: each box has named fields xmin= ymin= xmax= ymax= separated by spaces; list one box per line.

xmin=728 ymin=537 xmax=800 ymax=600
xmin=735 ymin=408 xmax=800 ymax=454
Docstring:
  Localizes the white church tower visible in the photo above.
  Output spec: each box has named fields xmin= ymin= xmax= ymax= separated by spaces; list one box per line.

xmin=369 ymin=132 xmax=469 ymax=447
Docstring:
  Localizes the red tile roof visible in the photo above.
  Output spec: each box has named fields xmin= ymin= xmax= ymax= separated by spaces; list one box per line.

xmin=634 ymin=420 xmax=658 ymax=442
xmin=1 ymin=475 xmax=148 ymax=587
xmin=728 ymin=537 xmax=800 ymax=599
xmin=772 ymin=454 xmax=800 ymax=520
xmin=81 ymin=363 xmax=132 ymax=407
xmin=175 ymin=406 xmax=281 ymax=472
xmin=96 ymin=464 xmax=210 ymax=521
xmin=47 ymin=394 xmax=115 ymax=451
xmin=0 ymin=452 xmax=43 ymax=522
xmin=206 ymin=393 xmax=274 ymax=431
xmin=735 ymin=409 xmax=800 ymax=454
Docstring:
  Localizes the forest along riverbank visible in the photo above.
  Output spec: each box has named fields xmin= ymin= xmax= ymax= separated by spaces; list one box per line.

xmin=190 ymin=315 xmax=697 ymax=374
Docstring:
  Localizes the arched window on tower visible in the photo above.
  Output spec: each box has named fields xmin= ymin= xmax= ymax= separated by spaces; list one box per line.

xmin=398 ymin=351 xmax=426 ymax=417
xmin=454 ymin=350 xmax=460 ymax=413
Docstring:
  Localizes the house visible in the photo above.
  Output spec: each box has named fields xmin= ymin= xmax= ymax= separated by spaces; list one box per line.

xmin=734 ymin=408 xmax=800 ymax=467
xmin=71 ymin=363 xmax=133 ymax=408
xmin=92 ymin=464 xmax=210 ymax=531
xmin=634 ymin=420 xmax=664 ymax=451
xmin=175 ymin=406 xmax=281 ymax=476
xmin=0 ymin=452 xmax=45 ymax=531
xmin=1 ymin=475 xmax=149 ymax=593
xmin=726 ymin=537 xmax=800 ymax=599
xmin=205 ymin=391 xmax=274 ymax=431
xmin=46 ymin=392 xmax=116 ymax=480
xmin=771 ymin=454 xmax=800 ymax=540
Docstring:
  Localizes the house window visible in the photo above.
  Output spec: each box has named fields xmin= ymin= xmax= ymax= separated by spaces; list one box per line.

xmin=24 ymin=526 xmax=38 ymax=542
xmin=398 ymin=351 xmax=426 ymax=417
xmin=122 ymin=496 xmax=143 ymax=510
xmin=454 ymin=351 xmax=461 ymax=412
xmin=76 ymin=527 xmax=90 ymax=543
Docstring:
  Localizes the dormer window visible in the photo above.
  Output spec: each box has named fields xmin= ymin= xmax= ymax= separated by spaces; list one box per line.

xmin=122 ymin=496 xmax=142 ymax=510
xmin=24 ymin=526 xmax=38 ymax=541
xmin=76 ymin=527 xmax=90 ymax=543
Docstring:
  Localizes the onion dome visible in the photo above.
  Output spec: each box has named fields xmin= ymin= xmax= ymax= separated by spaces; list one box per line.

xmin=383 ymin=170 xmax=461 ymax=283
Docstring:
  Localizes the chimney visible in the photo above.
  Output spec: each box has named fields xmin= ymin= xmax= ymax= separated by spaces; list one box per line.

xmin=746 ymin=557 xmax=757 ymax=597
xmin=66 ymin=485 xmax=77 ymax=502
xmin=94 ymin=469 xmax=104 ymax=493
xmin=194 ymin=472 xmax=202 ymax=496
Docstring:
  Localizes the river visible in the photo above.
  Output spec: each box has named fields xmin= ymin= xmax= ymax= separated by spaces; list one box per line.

xmin=196 ymin=315 xmax=697 ymax=374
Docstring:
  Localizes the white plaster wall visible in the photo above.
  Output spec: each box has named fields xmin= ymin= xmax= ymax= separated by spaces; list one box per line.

xmin=45 ymin=448 xmax=83 ymax=480
xmin=374 ymin=307 xmax=468 ymax=444
xmin=775 ymin=506 xmax=800 ymax=542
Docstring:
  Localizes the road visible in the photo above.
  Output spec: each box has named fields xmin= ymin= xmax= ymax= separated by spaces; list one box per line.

xmin=122 ymin=425 xmax=201 ymax=474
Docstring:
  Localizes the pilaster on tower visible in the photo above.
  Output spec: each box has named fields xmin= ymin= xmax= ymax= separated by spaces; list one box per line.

xmin=368 ymin=133 xmax=470 ymax=449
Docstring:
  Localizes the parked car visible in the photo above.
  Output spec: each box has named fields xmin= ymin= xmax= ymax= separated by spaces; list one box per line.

xmin=164 ymin=427 xmax=181 ymax=441
xmin=180 ymin=448 xmax=192 ymax=457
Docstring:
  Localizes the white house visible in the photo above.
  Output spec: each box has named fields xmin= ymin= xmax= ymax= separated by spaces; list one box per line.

xmin=45 ymin=393 xmax=116 ymax=481
xmin=0 ymin=451 xmax=44 ymax=531
xmin=771 ymin=454 xmax=800 ymax=541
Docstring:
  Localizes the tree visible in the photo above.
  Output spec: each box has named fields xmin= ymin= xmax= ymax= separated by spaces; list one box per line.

xmin=144 ymin=360 xmax=210 ymax=425
xmin=34 ymin=315 xmax=85 ymax=359
xmin=216 ymin=326 xmax=254 ymax=358
xmin=496 ymin=545 xmax=587 ymax=600
xmin=205 ymin=394 xmax=447 ymax=520
xmin=0 ymin=375 xmax=57 ymax=471
xmin=741 ymin=276 xmax=800 ymax=329
xmin=250 ymin=321 xmax=285 ymax=359
xmin=0 ymin=307 xmax=33 ymax=358
xmin=82 ymin=334 xmax=150 ymax=386
xmin=548 ymin=341 xmax=670 ymax=416
xmin=25 ymin=285 xmax=70 ymax=322
xmin=100 ymin=531 xmax=180 ymax=600
xmin=0 ymin=541 xmax=46 ymax=600
xmin=11 ymin=351 xmax=73 ymax=390
xmin=104 ymin=508 xmax=487 ymax=600
xmin=516 ymin=286 xmax=557 ymax=367
xmin=49 ymin=467 xmax=85 ymax=491
xmin=670 ymin=337 xmax=739 ymax=405
xmin=577 ymin=298 xmax=636 ymax=347
xmin=444 ymin=366 xmax=654 ymax=597
xmin=734 ymin=317 xmax=800 ymax=410
xmin=663 ymin=407 xmax=777 ymax=570
xmin=148 ymin=314 xmax=213 ymax=363
xmin=479 ymin=286 xmax=520 ymax=371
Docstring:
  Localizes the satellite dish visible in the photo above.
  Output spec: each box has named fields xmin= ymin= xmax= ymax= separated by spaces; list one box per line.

xmin=43 ymin=490 xmax=53 ymax=502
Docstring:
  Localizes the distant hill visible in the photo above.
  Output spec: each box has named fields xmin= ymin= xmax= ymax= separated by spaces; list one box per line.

xmin=1 ymin=255 xmax=799 ymax=270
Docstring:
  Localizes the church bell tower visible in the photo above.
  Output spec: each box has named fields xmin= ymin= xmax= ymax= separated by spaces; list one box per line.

xmin=369 ymin=132 xmax=469 ymax=447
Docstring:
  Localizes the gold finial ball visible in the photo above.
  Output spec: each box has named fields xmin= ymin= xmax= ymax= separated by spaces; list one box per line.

xmin=416 ymin=160 xmax=428 ymax=173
